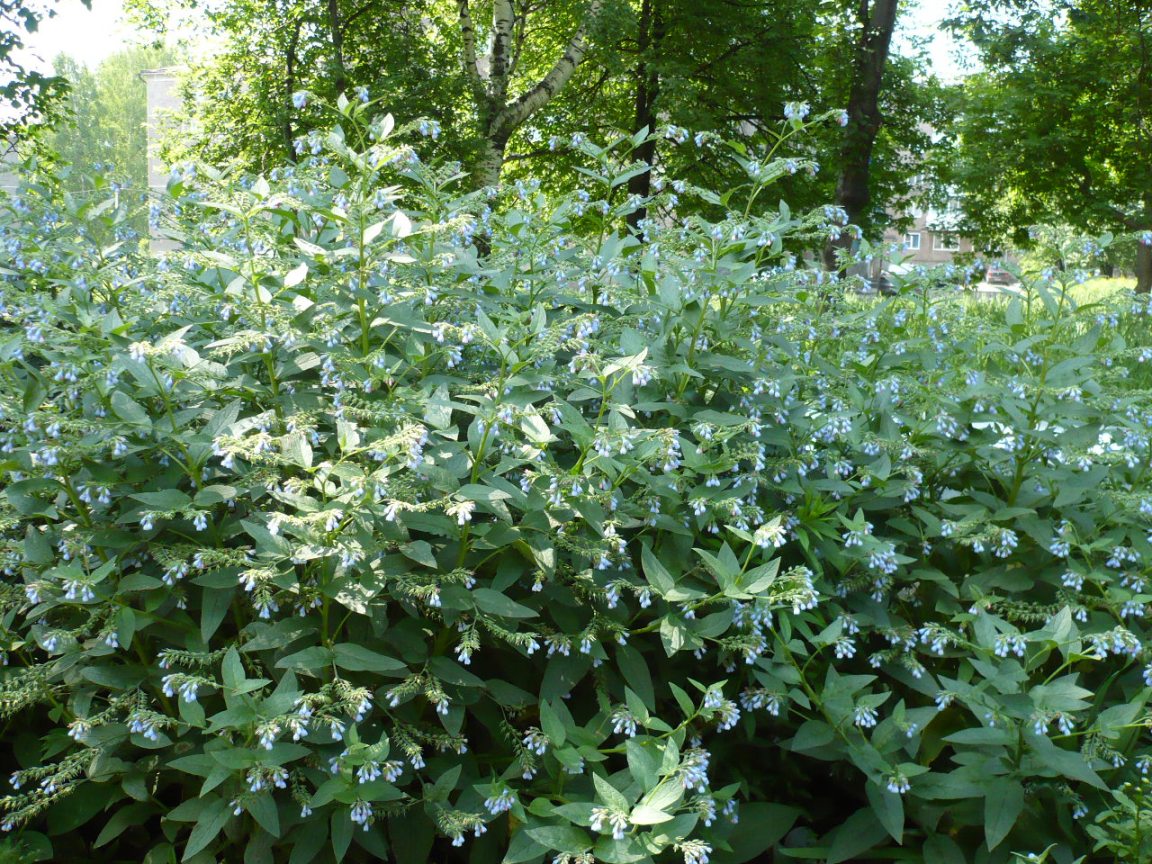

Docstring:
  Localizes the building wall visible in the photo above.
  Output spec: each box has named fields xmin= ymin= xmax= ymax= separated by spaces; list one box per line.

xmin=141 ymin=69 xmax=181 ymax=196
xmin=0 ymin=144 xmax=19 ymax=196
xmin=882 ymin=211 xmax=973 ymax=266
xmin=140 ymin=69 xmax=182 ymax=251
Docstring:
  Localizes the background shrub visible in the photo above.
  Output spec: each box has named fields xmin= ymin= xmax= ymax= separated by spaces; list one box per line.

xmin=2 ymin=102 xmax=1152 ymax=864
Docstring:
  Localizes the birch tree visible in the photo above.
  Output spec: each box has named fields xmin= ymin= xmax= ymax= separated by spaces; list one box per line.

xmin=455 ymin=0 xmax=606 ymax=187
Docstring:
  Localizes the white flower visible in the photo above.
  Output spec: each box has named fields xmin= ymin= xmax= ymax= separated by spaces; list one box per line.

xmin=450 ymin=500 xmax=477 ymax=525
xmin=349 ymin=800 xmax=372 ymax=830
xmin=853 ymin=705 xmax=878 ymax=728
xmin=886 ymin=772 xmax=910 ymax=794
xmin=484 ymin=787 xmax=516 ymax=815
xmin=783 ymin=101 xmax=810 ymax=121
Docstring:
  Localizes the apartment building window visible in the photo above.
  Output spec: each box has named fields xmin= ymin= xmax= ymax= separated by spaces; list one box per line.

xmin=903 ymin=232 xmax=921 ymax=251
xmin=933 ymin=233 xmax=960 ymax=252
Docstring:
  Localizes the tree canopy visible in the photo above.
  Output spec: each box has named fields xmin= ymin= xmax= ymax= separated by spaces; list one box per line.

xmin=948 ymin=0 xmax=1152 ymax=290
xmin=0 ymin=0 xmax=84 ymax=143
xmin=131 ymin=0 xmax=946 ymax=233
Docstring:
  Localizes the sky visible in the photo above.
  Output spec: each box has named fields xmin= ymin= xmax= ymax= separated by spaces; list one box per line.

xmin=19 ymin=0 xmax=971 ymax=79
xmin=19 ymin=0 xmax=132 ymax=71
xmin=900 ymin=0 xmax=973 ymax=81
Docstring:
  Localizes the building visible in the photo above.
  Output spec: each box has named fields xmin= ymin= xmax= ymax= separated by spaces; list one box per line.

xmin=140 ymin=68 xmax=181 ymax=198
xmin=883 ymin=210 xmax=974 ymax=265
xmin=140 ymin=68 xmax=183 ymax=250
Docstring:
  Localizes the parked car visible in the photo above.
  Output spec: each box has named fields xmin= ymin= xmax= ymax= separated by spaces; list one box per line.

xmin=985 ymin=266 xmax=1018 ymax=286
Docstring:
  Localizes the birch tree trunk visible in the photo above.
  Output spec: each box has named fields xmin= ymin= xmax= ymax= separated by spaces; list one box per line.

xmin=456 ymin=0 xmax=605 ymax=189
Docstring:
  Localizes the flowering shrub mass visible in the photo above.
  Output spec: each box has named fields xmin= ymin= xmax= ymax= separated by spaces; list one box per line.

xmin=2 ymin=101 xmax=1152 ymax=864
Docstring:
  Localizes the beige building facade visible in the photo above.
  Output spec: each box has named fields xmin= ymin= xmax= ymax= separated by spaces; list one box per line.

xmin=883 ymin=211 xmax=974 ymax=266
xmin=141 ymin=68 xmax=181 ymax=197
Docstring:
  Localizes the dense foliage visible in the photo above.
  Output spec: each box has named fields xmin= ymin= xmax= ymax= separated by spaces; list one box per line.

xmin=129 ymin=0 xmax=946 ymax=228
xmin=946 ymin=0 xmax=1152 ymax=291
xmin=47 ymin=46 xmax=180 ymax=198
xmin=0 ymin=0 xmax=78 ymax=143
xmin=3 ymin=102 xmax=1152 ymax=864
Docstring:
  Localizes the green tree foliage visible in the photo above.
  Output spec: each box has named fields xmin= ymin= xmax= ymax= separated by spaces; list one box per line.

xmin=152 ymin=0 xmax=470 ymax=173
xmin=948 ymin=0 xmax=1152 ymax=292
xmin=0 ymin=0 xmax=82 ymax=143
xmin=47 ymin=45 xmax=179 ymax=196
xmin=146 ymin=0 xmax=611 ymax=185
xmin=132 ymin=0 xmax=942 ymax=236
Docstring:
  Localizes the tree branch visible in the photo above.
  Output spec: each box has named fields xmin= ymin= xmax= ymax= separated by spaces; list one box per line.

xmin=510 ymin=0 xmax=530 ymax=78
xmin=456 ymin=0 xmax=491 ymax=122
xmin=503 ymin=0 xmax=603 ymax=131
xmin=456 ymin=0 xmax=486 ymax=89
xmin=490 ymin=0 xmax=517 ymax=108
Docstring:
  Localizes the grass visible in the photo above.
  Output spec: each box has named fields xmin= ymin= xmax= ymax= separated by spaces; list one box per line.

xmin=1069 ymin=276 xmax=1137 ymax=304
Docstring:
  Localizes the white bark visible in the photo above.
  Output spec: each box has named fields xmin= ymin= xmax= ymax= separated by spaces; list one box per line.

xmin=456 ymin=0 xmax=484 ymax=91
xmin=504 ymin=0 xmax=602 ymax=131
xmin=475 ymin=135 xmax=509 ymax=190
xmin=455 ymin=0 xmax=605 ymax=187
xmin=489 ymin=0 xmax=516 ymax=107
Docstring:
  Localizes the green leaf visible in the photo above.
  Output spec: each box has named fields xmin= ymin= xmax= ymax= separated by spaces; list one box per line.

xmin=130 ymin=489 xmax=191 ymax=510
xmin=638 ymin=779 xmax=682 ymax=813
xmin=594 ymin=836 xmax=650 ymax=864
xmin=790 ymin=719 xmax=835 ymax=752
xmin=922 ymin=834 xmax=966 ymax=864
xmin=825 ymin=807 xmax=887 ymax=864
xmin=592 ymin=772 xmax=630 ymax=812
xmin=457 ymin=484 xmax=512 ymax=503
xmin=1026 ymin=734 xmax=1107 ymax=789
xmin=427 ymin=656 xmax=486 ymax=687
xmin=717 ymin=803 xmax=799 ymax=864
xmin=524 ymin=825 xmax=592 ymax=854
xmin=539 ymin=699 xmax=567 ymax=747
xmin=276 ymin=647 xmax=334 ymax=674
xmin=694 ymin=544 xmax=740 ymax=591
xmin=95 ymin=803 xmax=152 ymax=847
xmin=660 ymin=616 xmax=700 ymax=656
xmin=400 ymin=540 xmax=437 ymax=568
xmin=616 ymin=647 xmax=655 ymax=710
xmin=284 ymin=262 xmax=308 ymax=287
xmin=288 ymin=822 xmax=328 ymax=864
xmin=984 ymin=777 xmax=1025 ymax=851
xmin=865 ymin=782 xmax=904 ymax=843
xmin=503 ymin=831 xmax=549 ymax=864
xmin=333 ymin=644 xmax=407 ymax=673
xmin=201 ymin=588 xmax=233 ymax=642
xmin=472 ymin=588 xmax=538 ymax=619
xmin=247 ymin=794 xmax=281 ymax=837
xmin=111 ymin=391 xmax=152 ymax=427
xmin=221 ymin=648 xmax=244 ymax=691
xmin=625 ymin=738 xmax=660 ymax=789
xmin=629 ymin=804 xmax=673 ymax=825
xmin=336 ymin=420 xmax=360 ymax=452
xmin=282 ymin=433 xmax=313 ymax=469
xmin=183 ymin=797 xmax=231 ymax=860
xmin=668 ymin=682 xmax=695 ymax=717
xmin=641 ymin=545 xmax=677 ymax=597
xmin=46 ymin=782 xmax=107 ymax=835
xmin=330 ymin=808 xmax=353 ymax=862
xmin=942 ymin=727 xmax=1013 ymax=746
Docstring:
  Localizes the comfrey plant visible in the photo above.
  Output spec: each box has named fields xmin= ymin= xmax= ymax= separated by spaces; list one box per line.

xmin=0 ymin=97 xmax=1151 ymax=864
